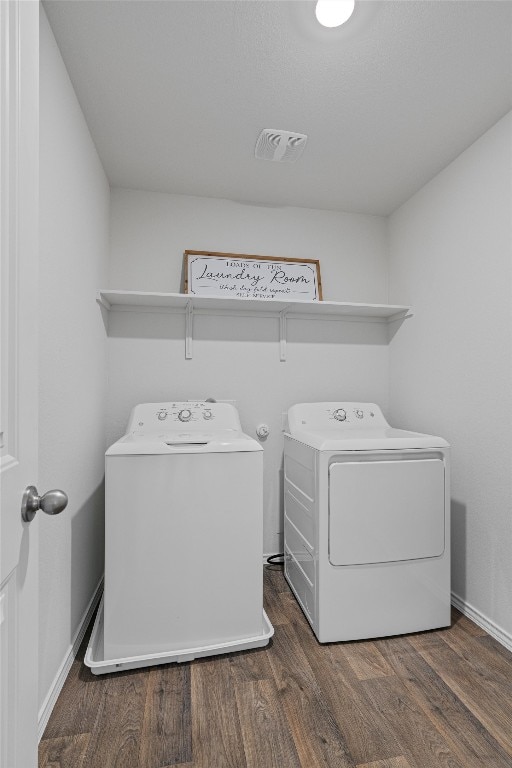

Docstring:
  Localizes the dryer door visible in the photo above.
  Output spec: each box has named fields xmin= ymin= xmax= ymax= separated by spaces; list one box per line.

xmin=329 ymin=457 xmax=445 ymax=566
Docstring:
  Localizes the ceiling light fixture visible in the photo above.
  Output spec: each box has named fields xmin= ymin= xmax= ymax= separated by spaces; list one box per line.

xmin=315 ymin=0 xmax=355 ymax=28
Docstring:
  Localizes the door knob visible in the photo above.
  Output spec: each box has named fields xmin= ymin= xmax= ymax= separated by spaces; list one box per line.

xmin=21 ymin=485 xmax=68 ymax=523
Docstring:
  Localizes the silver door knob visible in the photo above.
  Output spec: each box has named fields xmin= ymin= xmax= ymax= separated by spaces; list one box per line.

xmin=21 ymin=485 xmax=68 ymax=523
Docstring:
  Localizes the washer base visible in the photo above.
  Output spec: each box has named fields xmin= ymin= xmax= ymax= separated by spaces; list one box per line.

xmin=84 ymin=597 xmax=274 ymax=675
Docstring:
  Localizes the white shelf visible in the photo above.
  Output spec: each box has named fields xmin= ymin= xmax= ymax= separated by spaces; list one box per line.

xmin=97 ymin=290 xmax=411 ymax=361
xmin=98 ymin=290 xmax=410 ymax=320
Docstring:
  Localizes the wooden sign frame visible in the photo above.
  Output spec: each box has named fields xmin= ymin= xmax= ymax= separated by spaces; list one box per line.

xmin=183 ymin=250 xmax=323 ymax=302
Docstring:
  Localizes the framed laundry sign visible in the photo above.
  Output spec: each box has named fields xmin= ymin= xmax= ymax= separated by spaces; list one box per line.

xmin=183 ymin=250 xmax=322 ymax=301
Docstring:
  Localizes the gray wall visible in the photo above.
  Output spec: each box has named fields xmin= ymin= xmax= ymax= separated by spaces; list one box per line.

xmin=388 ymin=111 xmax=512 ymax=645
xmin=38 ymin=8 xmax=110 ymax=713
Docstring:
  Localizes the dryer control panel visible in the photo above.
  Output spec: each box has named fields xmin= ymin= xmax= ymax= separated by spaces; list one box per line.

xmin=287 ymin=402 xmax=389 ymax=433
xmin=126 ymin=402 xmax=242 ymax=434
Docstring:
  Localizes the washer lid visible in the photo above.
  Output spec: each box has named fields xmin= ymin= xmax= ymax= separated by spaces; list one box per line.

xmin=106 ymin=430 xmax=262 ymax=455
xmin=287 ymin=428 xmax=449 ymax=451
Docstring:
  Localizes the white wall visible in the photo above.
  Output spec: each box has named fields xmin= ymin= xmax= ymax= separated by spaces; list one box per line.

xmin=388 ymin=112 xmax=512 ymax=643
xmin=39 ymin=9 xmax=109 ymax=712
xmin=109 ymin=190 xmax=390 ymax=553
xmin=109 ymin=190 xmax=389 ymax=301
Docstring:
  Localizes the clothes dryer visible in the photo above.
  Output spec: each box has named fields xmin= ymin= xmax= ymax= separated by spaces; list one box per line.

xmin=284 ymin=402 xmax=450 ymax=642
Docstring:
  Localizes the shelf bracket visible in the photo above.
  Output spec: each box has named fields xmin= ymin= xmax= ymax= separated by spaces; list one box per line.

xmin=185 ymin=301 xmax=193 ymax=359
xmin=279 ymin=308 xmax=289 ymax=362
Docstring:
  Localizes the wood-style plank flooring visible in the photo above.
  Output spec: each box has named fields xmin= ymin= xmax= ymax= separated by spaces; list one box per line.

xmin=40 ymin=567 xmax=512 ymax=768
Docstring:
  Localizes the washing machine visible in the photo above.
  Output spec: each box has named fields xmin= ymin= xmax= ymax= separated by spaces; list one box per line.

xmin=283 ymin=402 xmax=450 ymax=642
xmin=85 ymin=401 xmax=273 ymax=674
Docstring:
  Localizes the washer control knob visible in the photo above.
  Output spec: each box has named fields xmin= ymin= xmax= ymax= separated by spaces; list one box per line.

xmin=203 ymin=409 xmax=213 ymax=420
xmin=333 ymin=408 xmax=347 ymax=422
xmin=354 ymin=409 xmax=364 ymax=419
xmin=157 ymin=410 xmax=168 ymax=421
xmin=178 ymin=408 xmax=192 ymax=422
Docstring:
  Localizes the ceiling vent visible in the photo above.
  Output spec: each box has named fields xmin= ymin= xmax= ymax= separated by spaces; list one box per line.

xmin=255 ymin=129 xmax=308 ymax=163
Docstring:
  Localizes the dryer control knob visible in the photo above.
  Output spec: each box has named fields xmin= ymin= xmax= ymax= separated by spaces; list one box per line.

xmin=203 ymin=409 xmax=213 ymax=420
xmin=178 ymin=409 xmax=192 ymax=422
xmin=354 ymin=409 xmax=364 ymax=419
xmin=333 ymin=408 xmax=347 ymax=422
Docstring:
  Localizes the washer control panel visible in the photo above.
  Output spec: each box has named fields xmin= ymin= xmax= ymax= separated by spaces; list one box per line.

xmin=127 ymin=402 xmax=241 ymax=433
xmin=287 ymin=402 xmax=389 ymax=434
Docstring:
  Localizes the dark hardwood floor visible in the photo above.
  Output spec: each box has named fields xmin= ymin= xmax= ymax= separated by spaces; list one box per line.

xmin=40 ymin=567 xmax=512 ymax=768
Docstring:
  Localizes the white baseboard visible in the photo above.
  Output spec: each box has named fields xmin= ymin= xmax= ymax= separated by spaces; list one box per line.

xmin=38 ymin=577 xmax=104 ymax=741
xmin=451 ymin=591 xmax=512 ymax=653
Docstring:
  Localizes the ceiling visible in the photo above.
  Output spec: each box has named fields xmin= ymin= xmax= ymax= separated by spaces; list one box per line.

xmin=43 ymin=0 xmax=512 ymax=216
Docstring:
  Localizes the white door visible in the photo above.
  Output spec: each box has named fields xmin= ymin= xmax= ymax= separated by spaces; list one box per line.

xmin=0 ymin=3 xmax=57 ymax=766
